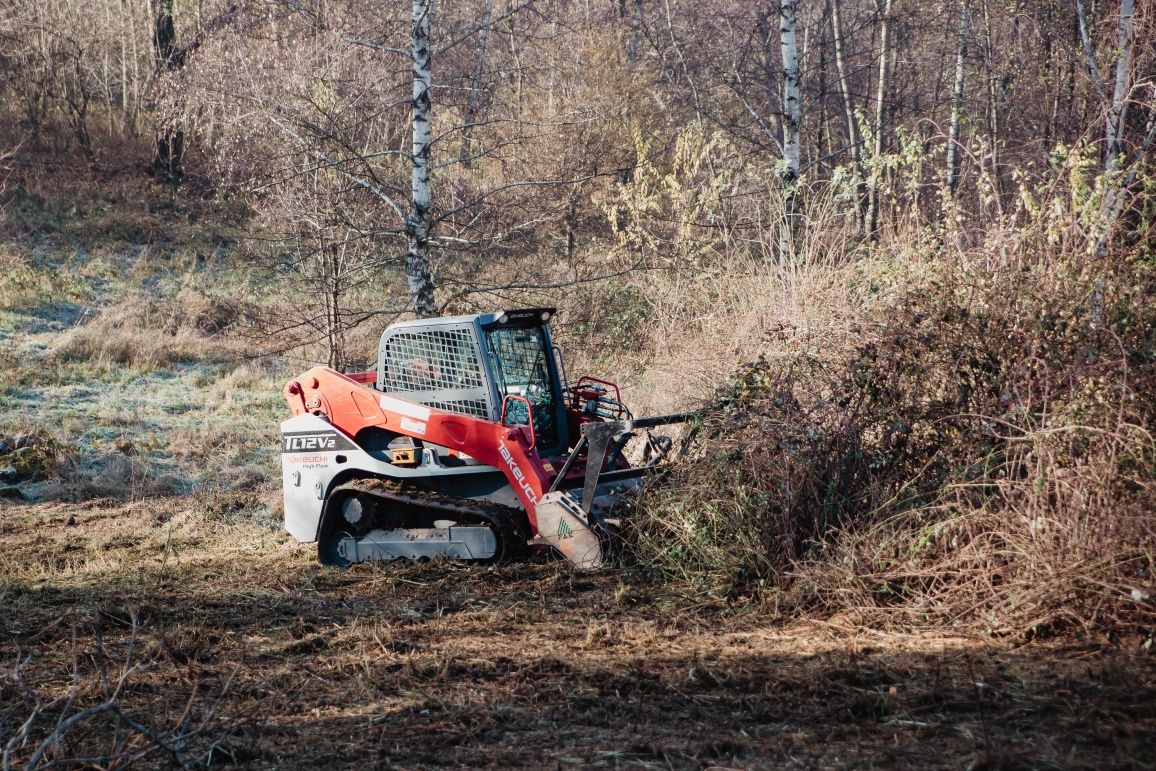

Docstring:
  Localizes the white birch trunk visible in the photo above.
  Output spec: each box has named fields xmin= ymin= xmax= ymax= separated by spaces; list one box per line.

xmin=778 ymin=0 xmax=802 ymax=240
xmin=1075 ymin=0 xmax=1108 ymax=105
xmin=1075 ymin=0 xmax=1137 ymax=336
xmin=1094 ymin=0 xmax=1136 ymax=262
xmin=945 ymin=0 xmax=969 ymax=198
xmin=1105 ymin=0 xmax=1134 ymax=169
xmin=1075 ymin=0 xmax=1136 ymax=257
xmin=407 ymin=0 xmax=437 ymax=318
xmin=865 ymin=0 xmax=892 ymax=238
xmin=779 ymin=0 xmax=801 ymax=190
xmin=829 ymin=0 xmax=864 ymax=225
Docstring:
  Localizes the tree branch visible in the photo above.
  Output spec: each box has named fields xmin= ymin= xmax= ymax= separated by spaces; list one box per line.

xmin=266 ymin=114 xmax=407 ymax=223
xmin=433 ymin=0 xmax=536 ymax=56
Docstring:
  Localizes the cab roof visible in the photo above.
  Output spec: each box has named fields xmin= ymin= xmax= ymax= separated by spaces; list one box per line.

xmin=385 ymin=308 xmax=556 ymax=331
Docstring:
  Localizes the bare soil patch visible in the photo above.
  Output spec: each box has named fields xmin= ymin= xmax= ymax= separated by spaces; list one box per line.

xmin=3 ymin=498 xmax=1154 ymax=769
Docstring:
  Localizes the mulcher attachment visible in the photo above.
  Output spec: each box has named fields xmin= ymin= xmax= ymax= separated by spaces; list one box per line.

xmin=535 ymin=412 xmax=695 ymax=568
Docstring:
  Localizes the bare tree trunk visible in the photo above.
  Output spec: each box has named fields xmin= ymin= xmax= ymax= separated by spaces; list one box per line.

xmin=1094 ymin=0 xmax=1136 ymax=261
xmin=102 ymin=1 xmax=113 ymax=136
xmin=816 ymin=5 xmax=828 ymax=176
xmin=945 ymin=0 xmax=969 ymax=199
xmin=407 ymin=0 xmax=437 ymax=318
xmin=1075 ymin=0 xmax=1108 ymax=106
xmin=1076 ymin=0 xmax=1137 ymax=257
xmin=149 ymin=0 xmax=184 ymax=181
xmin=1105 ymin=0 xmax=1134 ymax=170
xmin=978 ymin=0 xmax=1005 ymax=213
xmin=1074 ymin=0 xmax=1136 ymax=343
xmin=829 ymin=0 xmax=864 ymax=226
xmin=627 ymin=0 xmax=644 ymax=63
xmin=1043 ymin=31 xmax=1058 ymax=146
xmin=119 ymin=2 xmax=131 ymax=133
xmin=865 ymin=0 xmax=892 ymax=238
xmin=130 ymin=0 xmax=143 ymax=130
xmin=508 ymin=16 xmax=524 ymax=132
xmin=326 ymin=233 xmax=343 ymax=369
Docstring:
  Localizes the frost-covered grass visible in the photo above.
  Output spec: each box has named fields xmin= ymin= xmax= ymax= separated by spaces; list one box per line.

xmin=0 ymin=188 xmax=284 ymax=505
xmin=1 ymin=359 xmax=284 ymax=501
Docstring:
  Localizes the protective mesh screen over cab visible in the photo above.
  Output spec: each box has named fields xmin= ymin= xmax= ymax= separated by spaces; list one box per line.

xmin=379 ymin=327 xmax=492 ymax=420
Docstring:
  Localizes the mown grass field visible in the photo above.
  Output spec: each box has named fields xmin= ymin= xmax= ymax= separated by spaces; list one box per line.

xmin=4 ymin=496 xmax=1156 ymax=769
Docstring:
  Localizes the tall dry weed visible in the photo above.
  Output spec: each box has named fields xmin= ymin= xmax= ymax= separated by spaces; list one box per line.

xmin=53 ymin=286 xmax=247 ymax=368
xmin=584 ymin=182 xmax=879 ymax=415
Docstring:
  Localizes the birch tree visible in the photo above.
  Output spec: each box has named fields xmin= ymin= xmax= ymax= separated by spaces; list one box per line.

xmin=778 ymin=0 xmax=802 ymax=220
xmin=1076 ymin=0 xmax=1141 ymax=256
xmin=407 ymin=0 xmax=436 ymax=318
xmin=1104 ymin=0 xmax=1135 ymax=171
xmin=1074 ymin=0 xmax=1142 ymax=337
xmin=944 ymin=0 xmax=969 ymax=199
xmin=1078 ymin=0 xmax=1136 ymax=173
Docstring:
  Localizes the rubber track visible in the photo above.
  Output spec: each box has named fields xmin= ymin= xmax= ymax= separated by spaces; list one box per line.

xmin=328 ymin=477 xmax=529 ymax=562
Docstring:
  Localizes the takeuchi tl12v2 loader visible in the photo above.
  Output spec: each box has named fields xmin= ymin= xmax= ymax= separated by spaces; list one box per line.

xmin=280 ymin=308 xmax=690 ymax=568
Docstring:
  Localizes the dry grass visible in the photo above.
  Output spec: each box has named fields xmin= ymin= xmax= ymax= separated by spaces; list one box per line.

xmin=0 ymin=228 xmax=282 ymax=504
xmin=0 ymin=151 xmax=1151 ymax=770
xmin=547 ymin=182 xmax=881 ymax=418
xmin=0 ymin=357 xmax=283 ymax=504
xmin=52 ymin=286 xmax=248 ymax=369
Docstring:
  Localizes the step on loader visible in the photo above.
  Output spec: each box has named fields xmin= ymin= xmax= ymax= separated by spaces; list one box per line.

xmin=281 ymin=308 xmax=690 ymax=568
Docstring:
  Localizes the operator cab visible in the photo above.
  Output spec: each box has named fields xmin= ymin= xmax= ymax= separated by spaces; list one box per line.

xmin=376 ymin=308 xmax=569 ymax=457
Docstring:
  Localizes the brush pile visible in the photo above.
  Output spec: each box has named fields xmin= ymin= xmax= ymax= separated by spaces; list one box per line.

xmin=633 ymin=257 xmax=1155 ymax=636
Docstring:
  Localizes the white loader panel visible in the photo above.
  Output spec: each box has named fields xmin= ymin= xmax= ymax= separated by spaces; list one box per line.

xmin=281 ymin=414 xmax=361 ymax=543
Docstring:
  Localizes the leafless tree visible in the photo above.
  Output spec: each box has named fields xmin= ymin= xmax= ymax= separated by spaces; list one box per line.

xmin=944 ymin=0 xmax=969 ymax=199
xmin=407 ymin=0 xmax=436 ymax=317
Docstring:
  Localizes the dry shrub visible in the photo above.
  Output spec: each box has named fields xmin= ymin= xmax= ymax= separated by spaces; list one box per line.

xmin=0 ymin=425 xmax=71 ymax=484
xmin=54 ymin=287 xmax=247 ymax=368
xmin=632 ymin=255 xmax=1156 ymax=634
xmin=58 ymin=453 xmax=184 ymax=501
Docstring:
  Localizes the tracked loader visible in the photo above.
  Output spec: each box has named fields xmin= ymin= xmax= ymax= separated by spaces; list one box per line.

xmin=281 ymin=308 xmax=689 ymax=568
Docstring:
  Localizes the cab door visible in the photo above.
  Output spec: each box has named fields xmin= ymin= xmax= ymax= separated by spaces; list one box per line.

xmin=480 ymin=322 xmax=568 ymax=457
